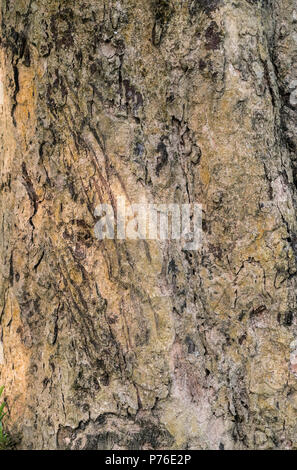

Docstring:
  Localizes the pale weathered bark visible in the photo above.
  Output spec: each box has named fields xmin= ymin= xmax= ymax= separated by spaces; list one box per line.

xmin=0 ymin=0 xmax=297 ymax=450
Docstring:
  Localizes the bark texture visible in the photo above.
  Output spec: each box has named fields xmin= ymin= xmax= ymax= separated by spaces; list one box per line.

xmin=1 ymin=0 xmax=297 ymax=450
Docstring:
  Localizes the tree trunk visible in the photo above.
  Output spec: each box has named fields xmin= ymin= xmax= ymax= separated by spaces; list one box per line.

xmin=1 ymin=0 xmax=297 ymax=450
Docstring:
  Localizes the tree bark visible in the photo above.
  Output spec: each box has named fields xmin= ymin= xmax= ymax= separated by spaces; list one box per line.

xmin=0 ymin=0 xmax=297 ymax=449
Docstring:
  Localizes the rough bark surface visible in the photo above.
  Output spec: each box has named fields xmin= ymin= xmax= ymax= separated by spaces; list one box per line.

xmin=0 ymin=0 xmax=297 ymax=450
